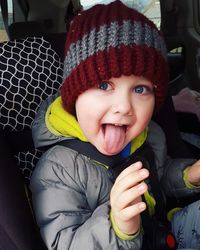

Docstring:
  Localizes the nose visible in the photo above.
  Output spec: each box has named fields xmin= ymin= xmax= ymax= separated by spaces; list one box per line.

xmin=111 ymin=93 xmax=133 ymax=116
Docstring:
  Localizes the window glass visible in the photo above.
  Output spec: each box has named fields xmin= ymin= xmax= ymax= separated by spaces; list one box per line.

xmin=80 ymin=0 xmax=161 ymax=28
xmin=170 ymin=47 xmax=183 ymax=54
xmin=0 ymin=0 xmax=13 ymax=42
xmin=144 ymin=0 xmax=160 ymax=28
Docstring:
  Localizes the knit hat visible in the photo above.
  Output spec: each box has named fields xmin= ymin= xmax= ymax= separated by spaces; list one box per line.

xmin=61 ymin=0 xmax=169 ymax=114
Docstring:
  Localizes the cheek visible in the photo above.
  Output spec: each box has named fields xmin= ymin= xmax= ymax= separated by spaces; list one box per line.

xmin=145 ymin=99 xmax=155 ymax=118
xmin=134 ymin=98 xmax=155 ymax=123
xmin=75 ymin=96 xmax=99 ymax=133
xmin=75 ymin=108 xmax=91 ymax=139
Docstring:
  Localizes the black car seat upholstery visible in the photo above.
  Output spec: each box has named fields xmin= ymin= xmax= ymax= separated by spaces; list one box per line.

xmin=0 ymin=36 xmax=63 ymax=249
xmin=0 ymin=37 xmax=63 ymax=183
xmin=0 ymin=128 xmax=46 ymax=250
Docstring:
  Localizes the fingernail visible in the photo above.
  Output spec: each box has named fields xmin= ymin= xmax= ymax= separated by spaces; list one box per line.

xmin=140 ymin=169 xmax=148 ymax=178
xmin=139 ymin=203 xmax=146 ymax=211
xmin=138 ymin=183 xmax=146 ymax=191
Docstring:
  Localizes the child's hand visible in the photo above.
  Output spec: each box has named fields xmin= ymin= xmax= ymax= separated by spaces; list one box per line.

xmin=110 ymin=161 xmax=149 ymax=235
xmin=187 ymin=159 xmax=200 ymax=186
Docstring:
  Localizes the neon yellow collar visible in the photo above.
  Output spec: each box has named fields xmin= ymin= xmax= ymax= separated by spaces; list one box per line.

xmin=46 ymin=96 xmax=87 ymax=141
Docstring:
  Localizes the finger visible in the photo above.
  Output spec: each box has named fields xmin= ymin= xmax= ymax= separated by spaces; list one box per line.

xmin=115 ymin=161 xmax=143 ymax=184
xmin=117 ymin=182 xmax=148 ymax=210
xmin=120 ymin=201 xmax=147 ymax=221
xmin=112 ymin=182 xmax=148 ymax=210
xmin=187 ymin=163 xmax=200 ymax=186
xmin=112 ymin=166 xmax=149 ymax=197
xmin=111 ymin=170 xmax=149 ymax=203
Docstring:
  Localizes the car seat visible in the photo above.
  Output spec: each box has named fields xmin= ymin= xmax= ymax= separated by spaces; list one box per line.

xmin=0 ymin=36 xmax=64 ymax=249
xmin=0 ymin=128 xmax=46 ymax=250
xmin=0 ymin=0 xmax=82 ymax=41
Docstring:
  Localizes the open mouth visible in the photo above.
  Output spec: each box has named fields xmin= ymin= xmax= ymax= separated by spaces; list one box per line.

xmin=102 ymin=123 xmax=127 ymax=134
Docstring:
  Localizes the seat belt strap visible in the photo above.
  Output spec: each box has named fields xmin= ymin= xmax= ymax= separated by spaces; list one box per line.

xmin=57 ymin=139 xmax=124 ymax=168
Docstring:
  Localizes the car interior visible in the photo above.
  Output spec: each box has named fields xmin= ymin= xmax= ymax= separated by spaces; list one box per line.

xmin=0 ymin=0 xmax=199 ymax=249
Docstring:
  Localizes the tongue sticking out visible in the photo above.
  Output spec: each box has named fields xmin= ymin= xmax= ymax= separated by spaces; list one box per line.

xmin=103 ymin=124 xmax=126 ymax=154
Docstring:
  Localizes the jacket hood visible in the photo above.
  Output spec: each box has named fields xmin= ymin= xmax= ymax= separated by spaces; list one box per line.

xmin=32 ymin=93 xmax=65 ymax=148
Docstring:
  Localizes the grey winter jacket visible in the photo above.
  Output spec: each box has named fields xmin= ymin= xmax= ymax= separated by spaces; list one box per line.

xmin=30 ymin=95 xmax=198 ymax=250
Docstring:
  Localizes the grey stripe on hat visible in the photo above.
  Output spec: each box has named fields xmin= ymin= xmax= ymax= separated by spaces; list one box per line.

xmin=63 ymin=20 xmax=167 ymax=80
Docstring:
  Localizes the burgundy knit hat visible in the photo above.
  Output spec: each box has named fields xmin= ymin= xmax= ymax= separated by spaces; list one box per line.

xmin=61 ymin=0 xmax=169 ymax=114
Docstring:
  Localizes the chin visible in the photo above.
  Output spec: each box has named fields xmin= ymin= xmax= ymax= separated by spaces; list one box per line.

xmin=98 ymin=146 xmax=122 ymax=156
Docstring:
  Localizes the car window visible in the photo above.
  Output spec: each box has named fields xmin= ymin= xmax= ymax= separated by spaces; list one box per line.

xmin=145 ymin=0 xmax=160 ymax=28
xmin=1 ymin=0 xmax=161 ymax=42
xmin=0 ymin=0 xmax=12 ymax=42
xmin=81 ymin=0 xmax=161 ymax=28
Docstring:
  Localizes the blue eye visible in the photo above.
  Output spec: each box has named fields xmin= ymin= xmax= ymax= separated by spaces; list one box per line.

xmin=134 ymin=85 xmax=154 ymax=95
xmin=98 ymin=82 xmax=112 ymax=90
xmin=134 ymin=86 xmax=145 ymax=94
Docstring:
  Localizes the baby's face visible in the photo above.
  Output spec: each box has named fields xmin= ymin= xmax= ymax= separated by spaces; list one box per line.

xmin=75 ymin=74 xmax=155 ymax=155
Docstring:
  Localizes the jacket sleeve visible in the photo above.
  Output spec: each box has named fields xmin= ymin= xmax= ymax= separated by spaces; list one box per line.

xmin=30 ymin=146 xmax=142 ymax=250
xmin=147 ymin=121 xmax=199 ymax=198
xmin=161 ymin=158 xmax=199 ymax=198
